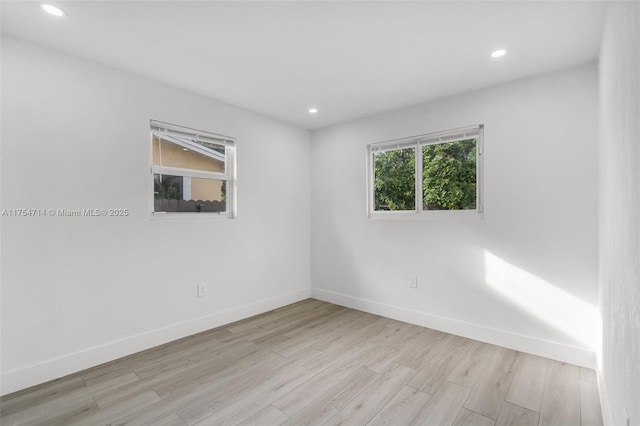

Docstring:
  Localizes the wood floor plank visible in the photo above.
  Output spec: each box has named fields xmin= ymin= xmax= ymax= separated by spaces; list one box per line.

xmin=368 ymin=347 xmax=402 ymax=374
xmin=280 ymin=307 xmax=351 ymax=340
xmin=43 ymin=400 xmax=103 ymax=426
xmin=310 ymin=312 xmax=380 ymax=354
xmin=463 ymin=347 xmax=519 ymax=420
xmin=260 ymin=305 xmax=335 ymax=332
xmin=273 ymin=345 xmax=383 ymax=416
xmin=184 ymin=365 xmax=314 ymax=425
xmin=539 ymin=361 xmax=581 ymax=426
xmin=160 ymin=349 xmax=288 ymax=403
xmin=115 ymin=354 xmax=297 ymax=426
xmin=368 ymin=319 xmax=419 ymax=348
xmin=300 ymin=349 xmax=341 ymax=373
xmin=409 ymin=334 xmax=474 ymax=393
xmin=580 ymin=380 xmax=604 ymax=426
xmin=150 ymin=414 xmax=188 ymax=426
xmin=325 ymin=364 xmax=416 ymax=425
xmin=1 ymin=372 xmax=140 ymax=425
xmin=272 ymin=310 xmax=361 ymax=357
xmin=452 ymin=408 xmax=496 ymax=426
xmin=110 ymin=397 xmax=192 ymax=425
xmin=410 ymin=381 xmax=471 ymax=426
xmin=281 ymin=366 xmax=378 ymax=425
xmin=352 ymin=317 xmax=402 ymax=346
xmin=134 ymin=338 xmax=259 ymax=380
xmin=273 ymin=298 xmax=319 ymax=312
xmin=505 ymin=353 xmax=549 ymax=412
xmin=226 ymin=299 xmax=325 ymax=333
xmin=71 ymin=390 xmax=162 ymax=426
xmin=2 ymin=397 xmax=100 ymax=426
xmin=111 ymin=352 xmax=292 ymax=425
xmin=237 ymin=307 xmax=335 ymax=345
xmin=236 ymin=405 xmax=289 ymax=426
xmin=243 ymin=308 xmax=340 ymax=345
xmin=447 ymin=341 xmax=498 ymax=389
xmin=368 ymin=385 xmax=431 ymax=426
xmin=81 ymin=326 xmax=236 ymax=386
xmin=95 ymin=348 xmax=272 ymax=408
xmin=0 ymin=373 xmax=83 ymax=403
xmin=288 ymin=347 xmax=326 ymax=369
xmin=397 ymin=328 xmax=449 ymax=370
xmin=495 ymin=401 xmax=539 ymax=426
xmin=151 ymin=348 xmax=282 ymax=399
xmin=273 ymin=344 xmax=382 ymax=416
xmin=0 ymin=375 xmax=86 ymax=417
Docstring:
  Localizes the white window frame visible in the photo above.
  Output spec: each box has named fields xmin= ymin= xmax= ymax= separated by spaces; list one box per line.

xmin=182 ymin=176 xmax=192 ymax=201
xmin=150 ymin=120 xmax=237 ymax=220
xmin=367 ymin=124 xmax=483 ymax=219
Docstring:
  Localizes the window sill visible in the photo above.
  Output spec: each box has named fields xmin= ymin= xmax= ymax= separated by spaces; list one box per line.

xmin=368 ymin=209 xmax=483 ymax=221
xmin=150 ymin=212 xmax=233 ymax=222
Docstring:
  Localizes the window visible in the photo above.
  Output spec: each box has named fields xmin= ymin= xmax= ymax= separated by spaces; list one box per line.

xmin=367 ymin=125 xmax=483 ymax=217
xmin=150 ymin=120 xmax=236 ymax=218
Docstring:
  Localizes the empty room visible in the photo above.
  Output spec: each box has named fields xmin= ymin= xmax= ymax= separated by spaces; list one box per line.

xmin=1 ymin=1 xmax=638 ymax=425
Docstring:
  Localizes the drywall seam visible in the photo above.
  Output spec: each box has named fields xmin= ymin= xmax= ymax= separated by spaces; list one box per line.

xmin=311 ymin=287 xmax=595 ymax=369
xmin=0 ymin=288 xmax=310 ymax=396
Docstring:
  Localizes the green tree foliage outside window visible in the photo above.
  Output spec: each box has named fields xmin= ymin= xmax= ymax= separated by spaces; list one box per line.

xmin=374 ymin=148 xmax=415 ymax=210
xmin=373 ymin=139 xmax=476 ymax=211
xmin=423 ymin=139 xmax=476 ymax=210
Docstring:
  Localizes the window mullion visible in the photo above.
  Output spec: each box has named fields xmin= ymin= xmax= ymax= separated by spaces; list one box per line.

xmin=152 ymin=165 xmax=228 ymax=181
xmin=415 ymin=146 xmax=423 ymax=213
xmin=477 ymin=127 xmax=484 ymax=213
xmin=367 ymin=146 xmax=374 ymax=217
xmin=225 ymin=145 xmax=236 ymax=218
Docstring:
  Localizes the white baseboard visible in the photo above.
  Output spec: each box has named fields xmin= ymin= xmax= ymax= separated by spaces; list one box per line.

xmin=0 ymin=288 xmax=310 ymax=396
xmin=311 ymin=287 xmax=596 ymax=369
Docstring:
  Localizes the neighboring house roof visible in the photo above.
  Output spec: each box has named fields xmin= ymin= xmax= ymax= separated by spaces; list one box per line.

xmin=152 ymin=131 xmax=225 ymax=163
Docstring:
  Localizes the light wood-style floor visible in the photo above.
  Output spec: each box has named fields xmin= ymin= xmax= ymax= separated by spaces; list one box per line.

xmin=0 ymin=299 xmax=604 ymax=426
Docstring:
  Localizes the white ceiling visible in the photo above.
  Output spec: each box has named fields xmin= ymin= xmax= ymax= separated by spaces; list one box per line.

xmin=1 ymin=1 xmax=607 ymax=129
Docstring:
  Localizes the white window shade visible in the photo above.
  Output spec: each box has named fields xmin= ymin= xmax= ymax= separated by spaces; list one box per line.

xmin=370 ymin=125 xmax=481 ymax=152
xmin=150 ymin=120 xmax=234 ymax=146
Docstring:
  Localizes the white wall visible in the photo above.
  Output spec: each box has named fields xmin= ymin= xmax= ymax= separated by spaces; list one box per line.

xmin=598 ymin=2 xmax=640 ymax=425
xmin=311 ymin=63 xmax=599 ymax=368
xmin=0 ymin=36 xmax=311 ymax=395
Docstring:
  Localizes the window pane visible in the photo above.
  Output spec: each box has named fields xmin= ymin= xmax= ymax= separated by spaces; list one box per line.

xmin=422 ymin=139 xmax=476 ymax=210
xmin=154 ymin=174 xmax=183 ymax=200
xmin=374 ymin=148 xmax=416 ymax=211
xmin=154 ymin=174 xmax=226 ymax=213
xmin=153 ymin=136 xmax=225 ymax=174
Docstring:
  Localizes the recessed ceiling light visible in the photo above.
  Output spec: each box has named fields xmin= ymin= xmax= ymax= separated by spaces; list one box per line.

xmin=308 ymin=108 xmax=318 ymax=114
xmin=491 ymin=49 xmax=507 ymax=58
xmin=182 ymin=148 xmax=189 ymax=151
xmin=42 ymin=4 xmax=65 ymax=16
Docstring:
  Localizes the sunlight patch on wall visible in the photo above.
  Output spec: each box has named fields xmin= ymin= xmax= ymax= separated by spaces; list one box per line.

xmin=484 ymin=250 xmax=600 ymax=351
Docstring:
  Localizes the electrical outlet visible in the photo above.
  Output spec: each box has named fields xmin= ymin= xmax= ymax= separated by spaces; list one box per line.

xmin=197 ymin=283 xmax=207 ymax=297
xmin=409 ymin=275 xmax=418 ymax=288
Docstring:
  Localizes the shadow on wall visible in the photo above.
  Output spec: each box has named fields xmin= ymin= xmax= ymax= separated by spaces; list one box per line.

xmin=484 ymin=250 xmax=601 ymax=352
